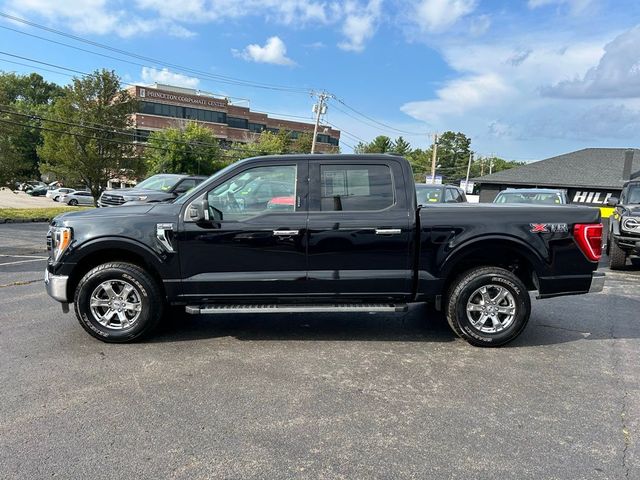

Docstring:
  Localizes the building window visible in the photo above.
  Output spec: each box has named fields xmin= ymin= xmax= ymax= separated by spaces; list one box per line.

xmin=267 ymin=127 xmax=280 ymax=134
xmin=316 ymin=134 xmax=330 ymax=144
xmin=248 ymin=123 xmax=266 ymax=133
xmin=328 ymin=137 xmax=339 ymax=146
xmin=227 ymin=116 xmax=248 ymax=129
xmin=185 ymin=107 xmax=226 ymax=124
xmin=135 ymin=129 xmax=151 ymax=142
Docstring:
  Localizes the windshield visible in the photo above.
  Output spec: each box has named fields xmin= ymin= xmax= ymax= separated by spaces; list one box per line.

xmin=135 ymin=175 xmax=182 ymax=191
xmin=416 ymin=185 xmax=443 ymax=204
xmin=627 ymin=185 xmax=640 ymax=204
xmin=495 ymin=192 xmax=562 ymax=205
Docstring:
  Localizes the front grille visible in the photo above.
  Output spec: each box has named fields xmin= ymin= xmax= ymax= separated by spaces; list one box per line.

xmin=100 ymin=193 xmax=125 ymax=206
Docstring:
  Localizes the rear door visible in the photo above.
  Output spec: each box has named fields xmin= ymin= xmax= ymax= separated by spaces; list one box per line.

xmin=306 ymin=158 xmax=413 ymax=298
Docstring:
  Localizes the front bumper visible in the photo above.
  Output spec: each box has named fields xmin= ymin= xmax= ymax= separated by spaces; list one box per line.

xmin=44 ymin=269 xmax=69 ymax=303
xmin=613 ymin=234 xmax=640 ymax=255
xmin=588 ymin=271 xmax=605 ymax=294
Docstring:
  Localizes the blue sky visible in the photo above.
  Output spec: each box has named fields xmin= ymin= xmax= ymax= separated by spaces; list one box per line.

xmin=1 ymin=0 xmax=639 ymax=160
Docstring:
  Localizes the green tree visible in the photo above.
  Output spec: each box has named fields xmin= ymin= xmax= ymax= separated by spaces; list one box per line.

xmin=290 ymin=132 xmax=313 ymax=154
xmin=38 ymin=69 xmax=139 ymax=202
xmin=354 ymin=135 xmax=393 ymax=153
xmin=433 ymin=131 xmax=472 ymax=183
xmin=0 ymin=72 xmax=63 ymax=186
xmin=391 ymin=136 xmax=412 ymax=156
xmin=228 ymin=130 xmax=293 ymax=162
xmin=145 ymin=122 xmax=223 ymax=176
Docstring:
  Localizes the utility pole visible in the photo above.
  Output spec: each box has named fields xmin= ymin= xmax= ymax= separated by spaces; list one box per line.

xmin=489 ymin=156 xmax=494 ymax=175
xmin=480 ymin=158 xmax=485 ymax=177
xmin=464 ymin=152 xmax=473 ymax=193
xmin=430 ymin=132 xmax=438 ymax=183
xmin=311 ymin=92 xmax=330 ymax=154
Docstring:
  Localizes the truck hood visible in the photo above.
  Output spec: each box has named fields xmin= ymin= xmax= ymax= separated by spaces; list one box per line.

xmin=623 ymin=205 xmax=640 ymax=216
xmin=102 ymin=188 xmax=173 ymax=197
xmin=52 ymin=204 xmax=155 ymax=226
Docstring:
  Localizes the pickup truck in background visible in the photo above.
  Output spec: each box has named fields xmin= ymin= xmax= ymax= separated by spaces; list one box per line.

xmin=606 ymin=179 xmax=640 ymax=269
xmin=98 ymin=173 xmax=206 ymax=207
xmin=45 ymin=154 xmax=605 ymax=347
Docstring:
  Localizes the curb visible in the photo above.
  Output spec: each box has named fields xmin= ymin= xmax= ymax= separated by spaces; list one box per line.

xmin=0 ymin=218 xmax=51 ymax=224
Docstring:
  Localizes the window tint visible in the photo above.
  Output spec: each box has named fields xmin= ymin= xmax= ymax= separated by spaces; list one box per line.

xmin=227 ymin=116 xmax=248 ymax=129
xmin=445 ymin=188 xmax=463 ymax=203
xmin=319 ymin=164 xmax=393 ymax=211
xmin=207 ymin=165 xmax=297 ymax=220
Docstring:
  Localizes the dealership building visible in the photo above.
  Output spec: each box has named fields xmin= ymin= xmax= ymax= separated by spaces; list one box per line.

xmin=126 ymin=84 xmax=341 ymax=152
xmin=474 ymin=148 xmax=640 ymax=214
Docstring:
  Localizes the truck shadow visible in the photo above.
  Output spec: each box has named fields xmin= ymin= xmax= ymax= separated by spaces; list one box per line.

xmin=150 ymin=303 xmax=458 ymax=344
xmin=147 ymin=292 xmax=640 ymax=347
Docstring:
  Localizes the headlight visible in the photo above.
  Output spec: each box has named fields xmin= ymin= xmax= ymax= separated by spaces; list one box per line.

xmin=621 ymin=217 xmax=640 ymax=234
xmin=49 ymin=226 xmax=73 ymax=262
xmin=122 ymin=195 xmax=148 ymax=202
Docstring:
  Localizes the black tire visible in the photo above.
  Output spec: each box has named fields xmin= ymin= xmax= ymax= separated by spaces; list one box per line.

xmin=73 ymin=262 xmax=164 ymax=343
xmin=608 ymin=239 xmax=627 ymax=270
xmin=68 ymin=199 xmax=78 ymax=206
xmin=446 ymin=266 xmax=531 ymax=347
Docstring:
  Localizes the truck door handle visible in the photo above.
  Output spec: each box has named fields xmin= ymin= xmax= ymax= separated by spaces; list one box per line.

xmin=273 ymin=230 xmax=299 ymax=236
xmin=375 ymin=228 xmax=402 ymax=235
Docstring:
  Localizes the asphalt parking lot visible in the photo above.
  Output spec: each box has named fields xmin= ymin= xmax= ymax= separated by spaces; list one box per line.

xmin=0 ymin=222 xmax=638 ymax=479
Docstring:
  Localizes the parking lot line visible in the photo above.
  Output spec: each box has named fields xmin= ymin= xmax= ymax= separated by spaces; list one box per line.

xmin=0 ymin=258 xmax=48 ymax=266
xmin=0 ymin=254 xmax=48 ymax=259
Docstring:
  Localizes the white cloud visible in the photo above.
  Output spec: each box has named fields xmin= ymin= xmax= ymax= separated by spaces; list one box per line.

xmin=470 ymin=14 xmax=491 ymax=36
xmin=412 ymin=0 xmax=477 ymax=33
xmin=4 ymin=0 xmax=196 ymax=37
xmin=234 ymin=37 xmax=296 ymax=66
xmin=140 ymin=67 xmax=200 ymax=88
xmin=398 ymin=33 xmax=621 ymax=156
xmin=542 ymin=25 xmax=640 ymax=98
xmin=527 ymin=0 xmax=596 ymax=15
xmin=338 ymin=0 xmax=383 ymax=52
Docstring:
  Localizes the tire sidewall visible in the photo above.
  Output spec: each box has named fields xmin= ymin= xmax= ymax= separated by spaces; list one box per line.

xmin=453 ymin=271 xmax=530 ymax=346
xmin=75 ymin=266 xmax=160 ymax=342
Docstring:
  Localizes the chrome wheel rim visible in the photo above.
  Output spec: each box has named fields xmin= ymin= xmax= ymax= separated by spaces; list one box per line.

xmin=90 ymin=280 xmax=142 ymax=330
xmin=466 ymin=284 xmax=517 ymax=334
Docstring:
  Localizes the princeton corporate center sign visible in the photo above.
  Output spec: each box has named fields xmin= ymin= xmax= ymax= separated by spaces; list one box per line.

xmin=139 ymin=88 xmax=227 ymax=109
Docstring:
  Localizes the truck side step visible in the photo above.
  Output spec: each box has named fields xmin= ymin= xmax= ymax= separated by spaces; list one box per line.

xmin=185 ymin=303 xmax=408 ymax=315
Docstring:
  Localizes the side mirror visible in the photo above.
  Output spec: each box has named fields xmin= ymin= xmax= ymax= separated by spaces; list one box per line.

xmin=607 ymin=197 xmax=619 ymax=207
xmin=187 ymin=198 xmax=223 ymax=224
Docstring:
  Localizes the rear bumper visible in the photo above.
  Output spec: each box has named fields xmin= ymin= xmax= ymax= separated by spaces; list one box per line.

xmin=44 ymin=269 xmax=69 ymax=303
xmin=588 ymin=271 xmax=605 ymax=293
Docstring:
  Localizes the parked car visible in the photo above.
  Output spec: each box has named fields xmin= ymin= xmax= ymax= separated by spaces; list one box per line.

xmin=19 ymin=181 xmax=46 ymax=192
xmin=98 ymin=174 xmax=206 ymax=207
xmin=60 ymin=191 xmax=94 ymax=206
xmin=45 ymin=155 xmax=604 ymax=346
xmin=27 ymin=185 xmax=48 ymax=196
xmin=606 ymin=179 xmax=640 ymax=269
xmin=415 ymin=184 xmax=467 ymax=205
xmin=48 ymin=187 xmax=76 ymax=201
xmin=493 ymin=188 xmax=568 ymax=205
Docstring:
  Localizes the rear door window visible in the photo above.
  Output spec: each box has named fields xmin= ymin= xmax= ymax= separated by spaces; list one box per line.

xmin=318 ymin=164 xmax=394 ymax=211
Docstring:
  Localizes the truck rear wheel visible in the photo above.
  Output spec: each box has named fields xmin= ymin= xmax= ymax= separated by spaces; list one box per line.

xmin=446 ymin=266 xmax=531 ymax=347
xmin=73 ymin=262 xmax=164 ymax=343
xmin=608 ymin=239 xmax=627 ymax=270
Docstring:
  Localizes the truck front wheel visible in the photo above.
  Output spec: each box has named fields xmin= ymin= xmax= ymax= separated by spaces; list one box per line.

xmin=73 ymin=262 xmax=164 ymax=343
xmin=608 ymin=239 xmax=627 ymax=270
xmin=446 ymin=267 xmax=531 ymax=347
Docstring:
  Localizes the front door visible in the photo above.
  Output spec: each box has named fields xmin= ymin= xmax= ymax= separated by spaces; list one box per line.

xmin=306 ymin=158 xmax=413 ymax=299
xmin=178 ymin=160 xmax=308 ymax=302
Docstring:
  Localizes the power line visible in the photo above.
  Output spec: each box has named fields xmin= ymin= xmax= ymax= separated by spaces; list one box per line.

xmin=0 ymin=12 xmax=313 ymax=95
xmin=0 ymin=55 xmax=335 ymax=131
xmin=333 ymin=97 xmax=426 ymax=136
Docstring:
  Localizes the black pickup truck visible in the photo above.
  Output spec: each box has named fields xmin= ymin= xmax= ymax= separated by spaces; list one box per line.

xmin=45 ymin=154 xmax=605 ymax=347
xmin=606 ymin=179 xmax=640 ymax=269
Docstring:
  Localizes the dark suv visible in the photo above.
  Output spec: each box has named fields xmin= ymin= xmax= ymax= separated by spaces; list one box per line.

xmin=98 ymin=174 xmax=206 ymax=207
xmin=606 ymin=180 xmax=640 ymax=269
